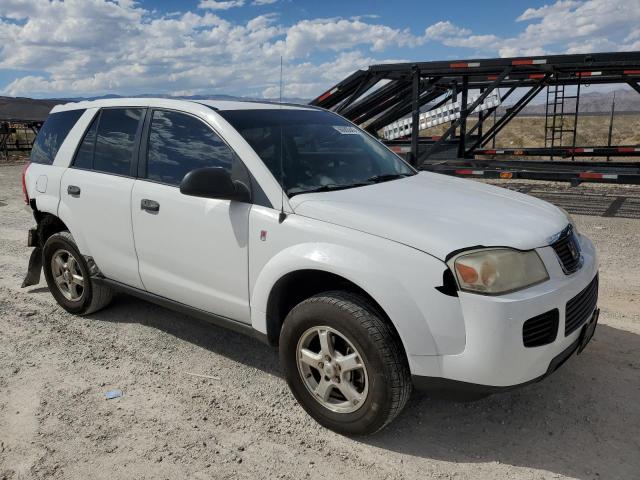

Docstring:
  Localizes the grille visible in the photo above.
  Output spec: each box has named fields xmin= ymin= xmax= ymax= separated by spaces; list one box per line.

xmin=523 ymin=309 xmax=559 ymax=347
xmin=550 ymin=225 xmax=582 ymax=274
xmin=565 ymin=274 xmax=599 ymax=336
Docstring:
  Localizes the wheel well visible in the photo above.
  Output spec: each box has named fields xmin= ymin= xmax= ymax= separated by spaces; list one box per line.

xmin=35 ymin=213 xmax=69 ymax=248
xmin=265 ymin=269 xmax=401 ymax=347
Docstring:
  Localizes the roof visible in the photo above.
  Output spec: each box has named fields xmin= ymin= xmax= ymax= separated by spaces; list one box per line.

xmin=50 ymin=97 xmax=315 ymax=114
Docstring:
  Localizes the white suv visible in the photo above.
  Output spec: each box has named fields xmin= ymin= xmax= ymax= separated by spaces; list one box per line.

xmin=22 ymin=98 xmax=599 ymax=435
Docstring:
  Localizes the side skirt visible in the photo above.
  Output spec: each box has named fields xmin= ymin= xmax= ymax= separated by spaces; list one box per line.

xmin=93 ymin=277 xmax=270 ymax=345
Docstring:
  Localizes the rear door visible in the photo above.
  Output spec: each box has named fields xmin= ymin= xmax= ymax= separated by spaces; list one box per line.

xmin=131 ymin=108 xmax=252 ymax=322
xmin=59 ymin=107 xmax=146 ymax=289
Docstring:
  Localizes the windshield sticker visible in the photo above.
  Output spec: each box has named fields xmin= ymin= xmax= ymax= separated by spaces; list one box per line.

xmin=333 ymin=126 xmax=360 ymax=135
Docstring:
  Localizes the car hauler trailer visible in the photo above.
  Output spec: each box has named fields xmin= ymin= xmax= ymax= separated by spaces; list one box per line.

xmin=310 ymin=51 xmax=640 ymax=185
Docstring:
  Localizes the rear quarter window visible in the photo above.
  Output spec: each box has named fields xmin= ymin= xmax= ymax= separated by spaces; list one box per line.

xmin=30 ymin=109 xmax=85 ymax=165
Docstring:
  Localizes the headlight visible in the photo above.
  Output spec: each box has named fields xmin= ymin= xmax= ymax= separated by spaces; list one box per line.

xmin=448 ymin=248 xmax=549 ymax=295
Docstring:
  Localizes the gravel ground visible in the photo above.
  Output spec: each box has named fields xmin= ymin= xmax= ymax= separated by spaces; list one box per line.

xmin=1 ymin=163 xmax=639 ymax=480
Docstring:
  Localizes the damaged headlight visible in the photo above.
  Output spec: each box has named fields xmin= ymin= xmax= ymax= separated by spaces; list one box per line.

xmin=447 ymin=248 xmax=549 ymax=295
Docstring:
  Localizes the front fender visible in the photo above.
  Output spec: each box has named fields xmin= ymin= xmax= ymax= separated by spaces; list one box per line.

xmin=250 ymin=241 xmax=446 ymax=357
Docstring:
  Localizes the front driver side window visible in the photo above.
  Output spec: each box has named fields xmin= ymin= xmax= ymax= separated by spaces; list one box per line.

xmin=146 ymin=109 xmax=247 ymax=187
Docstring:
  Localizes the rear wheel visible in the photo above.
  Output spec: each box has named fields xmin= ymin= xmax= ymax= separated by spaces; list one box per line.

xmin=279 ymin=291 xmax=411 ymax=435
xmin=43 ymin=231 xmax=113 ymax=315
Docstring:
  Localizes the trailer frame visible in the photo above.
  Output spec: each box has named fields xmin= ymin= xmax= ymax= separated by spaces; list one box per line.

xmin=310 ymin=51 xmax=640 ymax=184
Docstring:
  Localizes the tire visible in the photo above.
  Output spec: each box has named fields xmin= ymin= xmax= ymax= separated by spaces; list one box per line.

xmin=279 ymin=291 xmax=411 ymax=436
xmin=42 ymin=231 xmax=113 ymax=315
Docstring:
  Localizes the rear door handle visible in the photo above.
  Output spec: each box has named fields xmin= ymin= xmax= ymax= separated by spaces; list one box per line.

xmin=67 ymin=185 xmax=81 ymax=197
xmin=141 ymin=199 xmax=160 ymax=213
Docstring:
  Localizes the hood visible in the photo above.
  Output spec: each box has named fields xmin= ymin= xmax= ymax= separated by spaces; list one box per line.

xmin=289 ymin=172 xmax=568 ymax=260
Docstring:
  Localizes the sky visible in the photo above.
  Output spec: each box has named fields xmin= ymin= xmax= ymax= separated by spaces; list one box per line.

xmin=0 ymin=0 xmax=639 ymax=99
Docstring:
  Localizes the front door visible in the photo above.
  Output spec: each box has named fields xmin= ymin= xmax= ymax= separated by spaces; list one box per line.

xmin=131 ymin=109 xmax=251 ymax=323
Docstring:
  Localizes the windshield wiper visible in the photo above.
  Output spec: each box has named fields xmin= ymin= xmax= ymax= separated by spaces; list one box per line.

xmin=288 ymin=182 xmax=371 ymax=197
xmin=288 ymin=173 xmax=414 ymax=196
xmin=365 ymin=173 xmax=413 ymax=184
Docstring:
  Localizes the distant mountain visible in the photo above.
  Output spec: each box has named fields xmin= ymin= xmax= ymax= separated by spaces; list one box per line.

xmin=1 ymin=87 xmax=638 ymax=124
xmin=518 ymin=88 xmax=640 ymax=115
xmin=0 ymin=96 xmax=65 ymax=121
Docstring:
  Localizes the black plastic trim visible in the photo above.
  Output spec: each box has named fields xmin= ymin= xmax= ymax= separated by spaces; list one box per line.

xmin=134 ymin=107 xmax=152 ymax=179
xmin=93 ymin=277 xmax=269 ymax=345
xmin=444 ymin=245 xmax=487 ymax=263
xmin=435 ymin=268 xmax=458 ymax=297
xmin=523 ymin=308 xmax=559 ymax=347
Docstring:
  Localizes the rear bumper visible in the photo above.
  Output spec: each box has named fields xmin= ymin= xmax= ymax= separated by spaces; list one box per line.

xmin=409 ymin=232 xmax=599 ymax=388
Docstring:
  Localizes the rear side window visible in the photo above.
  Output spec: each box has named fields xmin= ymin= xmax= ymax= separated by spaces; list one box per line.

xmin=30 ymin=109 xmax=85 ymax=165
xmin=146 ymin=109 xmax=242 ymax=186
xmin=73 ymin=108 xmax=143 ymax=176
xmin=94 ymin=109 xmax=143 ymax=176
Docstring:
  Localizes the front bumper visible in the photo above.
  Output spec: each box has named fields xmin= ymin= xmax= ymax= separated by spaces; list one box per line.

xmin=410 ymin=232 xmax=599 ymax=389
xmin=413 ymin=307 xmax=598 ymax=400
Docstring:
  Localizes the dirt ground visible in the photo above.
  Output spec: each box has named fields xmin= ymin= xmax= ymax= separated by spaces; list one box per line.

xmin=1 ymin=162 xmax=639 ymax=480
xmin=422 ymin=114 xmax=640 ymax=160
xmin=421 ymin=114 xmax=640 ymax=148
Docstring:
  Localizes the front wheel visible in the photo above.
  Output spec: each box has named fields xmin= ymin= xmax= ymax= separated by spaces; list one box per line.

xmin=279 ymin=291 xmax=411 ymax=435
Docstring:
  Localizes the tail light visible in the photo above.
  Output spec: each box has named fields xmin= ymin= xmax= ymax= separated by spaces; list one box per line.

xmin=22 ymin=162 xmax=30 ymax=205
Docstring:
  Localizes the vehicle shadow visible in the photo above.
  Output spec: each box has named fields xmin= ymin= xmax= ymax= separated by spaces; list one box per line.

xmin=89 ymin=292 xmax=282 ymax=377
xmin=363 ymin=323 xmax=640 ymax=480
xmin=73 ymin=291 xmax=640 ymax=479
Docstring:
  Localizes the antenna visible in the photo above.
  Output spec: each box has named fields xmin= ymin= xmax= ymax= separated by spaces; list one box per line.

xmin=278 ymin=55 xmax=287 ymax=223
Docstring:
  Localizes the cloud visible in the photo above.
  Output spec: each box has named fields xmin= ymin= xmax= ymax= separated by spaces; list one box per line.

xmin=1 ymin=0 xmax=638 ymax=99
xmin=516 ymin=1 xmax=582 ymax=21
xmin=424 ymin=21 xmax=471 ymax=40
xmin=0 ymin=1 xmax=420 ymax=98
xmin=283 ymin=18 xmax=425 ymax=57
xmin=424 ymin=0 xmax=640 ymax=57
xmin=198 ymin=0 xmax=245 ymax=11
xmin=261 ymin=51 xmax=405 ymax=98
xmin=252 ymin=0 xmax=278 ymax=5
xmin=424 ymin=21 xmax=499 ymax=50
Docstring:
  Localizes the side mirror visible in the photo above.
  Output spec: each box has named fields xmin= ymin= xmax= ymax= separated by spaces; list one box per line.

xmin=180 ymin=167 xmax=251 ymax=202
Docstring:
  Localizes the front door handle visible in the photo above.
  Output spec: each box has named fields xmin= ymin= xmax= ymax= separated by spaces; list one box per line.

xmin=141 ymin=199 xmax=160 ymax=213
xmin=67 ymin=185 xmax=81 ymax=197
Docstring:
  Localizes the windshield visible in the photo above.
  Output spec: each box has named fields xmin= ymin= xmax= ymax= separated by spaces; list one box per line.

xmin=218 ymin=108 xmax=415 ymax=196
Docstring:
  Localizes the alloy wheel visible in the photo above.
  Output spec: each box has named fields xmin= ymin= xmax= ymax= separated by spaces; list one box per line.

xmin=51 ymin=249 xmax=85 ymax=301
xmin=296 ymin=326 xmax=369 ymax=414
